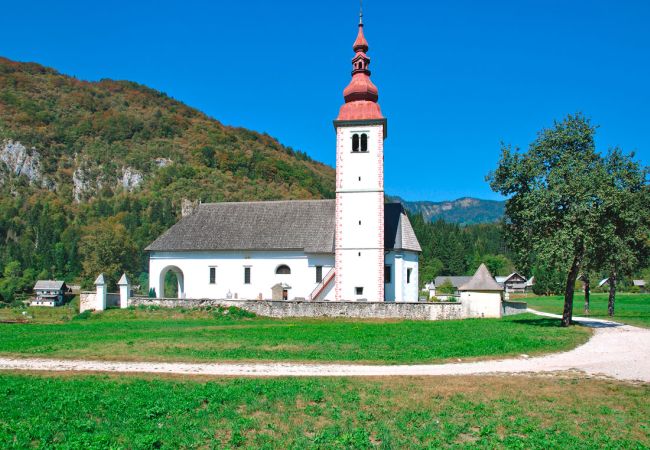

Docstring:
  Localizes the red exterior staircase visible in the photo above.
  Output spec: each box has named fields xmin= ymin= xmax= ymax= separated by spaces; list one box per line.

xmin=308 ymin=268 xmax=335 ymax=301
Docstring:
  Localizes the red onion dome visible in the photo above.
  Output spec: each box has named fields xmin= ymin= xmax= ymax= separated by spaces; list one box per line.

xmin=337 ymin=18 xmax=383 ymax=121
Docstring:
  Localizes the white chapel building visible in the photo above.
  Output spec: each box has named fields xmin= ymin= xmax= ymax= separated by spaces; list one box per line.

xmin=146 ymin=14 xmax=422 ymax=302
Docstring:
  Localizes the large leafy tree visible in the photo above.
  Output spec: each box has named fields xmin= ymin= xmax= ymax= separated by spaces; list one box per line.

xmin=489 ymin=114 xmax=603 ymax=326
xmin=587 ymin=149 xmax=649 ymax=316
xmin=78 ymin=216 xmax=139 ymax=290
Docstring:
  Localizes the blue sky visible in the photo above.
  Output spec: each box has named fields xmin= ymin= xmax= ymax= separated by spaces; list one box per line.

xmin=2 ymin=0 xmax=648 ymax=201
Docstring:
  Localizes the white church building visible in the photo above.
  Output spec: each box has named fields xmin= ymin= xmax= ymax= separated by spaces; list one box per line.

xmin=146 ymin=14 xmax=422 ymax=302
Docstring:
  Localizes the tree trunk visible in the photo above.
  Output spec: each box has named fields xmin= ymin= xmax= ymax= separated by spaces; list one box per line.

xmin=562 ymin=256 xmax=581 ymax=327
xmin=608 ymin=269 xmax=616 ymax=317
xmin=584 ymin=277 xmax=590 ymax=315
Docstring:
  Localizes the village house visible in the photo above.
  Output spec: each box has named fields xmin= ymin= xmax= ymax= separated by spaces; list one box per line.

xmin=31 ymin=280 xmax=68 ymax=307
xmin=633 ymin=279 xmax=647 ymax=292
xmin=495 ymin=272 xmax=529 ymax=293
xmin=597 ymin=277 xmax=647 ymax=292
xmin=426 ymin=271 xmax=532 ymax=299
xmin=146 ymin=13 xmax=422 ymax=302
xmin=425 ymin=276 xmax=472 ymax=299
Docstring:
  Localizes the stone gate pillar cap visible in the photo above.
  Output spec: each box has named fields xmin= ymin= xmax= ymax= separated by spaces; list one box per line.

xmin=117 ymin=273 xmax=130 ymax=286
xmin=94 ymin=273 xmax=106 ymax=285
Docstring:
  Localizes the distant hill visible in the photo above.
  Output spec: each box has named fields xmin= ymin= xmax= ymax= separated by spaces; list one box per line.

xmin=0 ymin=57 xmax=335 ymax=204
xmin=390 ymin=196 xmax=505 ymax=225
xmin=0 ymin=56 xmax=335 ymax=292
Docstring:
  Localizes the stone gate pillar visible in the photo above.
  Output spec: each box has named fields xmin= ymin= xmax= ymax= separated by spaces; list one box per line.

xmin=118 ymin=273 xmax=130 ymax=309
xmin=94 ymin=273 xmax=107 ymax=311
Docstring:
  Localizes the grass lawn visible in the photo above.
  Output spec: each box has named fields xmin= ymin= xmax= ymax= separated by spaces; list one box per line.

xmin=525 ymin=292 xmax=650 ymax=328
xmin=0 ymin=305 xmax=590 ymax=364
xmin=0 ymin=373 xmax=647 ymax=448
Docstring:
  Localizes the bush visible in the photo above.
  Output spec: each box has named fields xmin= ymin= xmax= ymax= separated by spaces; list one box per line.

xmin=72 ymin=310 xmax=93 ymax=320
xmin=226 ymin=306 xmax=255 ymax=319
xmin=437 ymin=279 xmax=456 ymax=295
xmin=210 ymin=306 xmax=256 ymax=319
xmin=532 ymin=265 xmax=566 ymax=295
xmin=137 ymin=304 xmax=160 ymax=311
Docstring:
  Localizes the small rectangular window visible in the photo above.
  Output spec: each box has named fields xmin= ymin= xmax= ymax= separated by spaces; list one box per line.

xmin=316 ymin=266 xmax=323 ymax=283
xmin=384 ymin=265 xmax=392 ymax=284
xmin=209 ymin=267 xmax=216 ymax=284
xmin=355 ymin=287 xmax=363 ymax=295
xmin=407 ymin=268 xmax=413 ymax=284
xmin=244 ymin=267 xmax=251 ymax=284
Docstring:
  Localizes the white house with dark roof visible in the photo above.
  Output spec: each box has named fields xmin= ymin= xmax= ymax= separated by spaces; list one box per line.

xmin=31 ymin=280 xmax=68 ymax=306
xmin=146 ymin=15 xmax=422 ymax=302
xmin=495 ymin=272 xmax=528 ymax=293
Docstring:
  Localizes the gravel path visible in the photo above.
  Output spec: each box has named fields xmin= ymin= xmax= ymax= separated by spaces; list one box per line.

xmin=1 ymin=310 xmax=648 ymax=382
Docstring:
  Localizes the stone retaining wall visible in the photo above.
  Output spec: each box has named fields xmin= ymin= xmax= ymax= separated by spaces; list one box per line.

xmin=502 ymin=300 xmax=528 ymax=316
xmin=79 ymin=293 xmax=524 ymax=321
xmin=128 ymin=297 xmax=465 ymax=321
xmin=79 ymin=292 xmax=119 ymax=313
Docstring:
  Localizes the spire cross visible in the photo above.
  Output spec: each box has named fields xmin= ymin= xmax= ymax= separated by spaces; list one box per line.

xmin=359 ymin=0 xmax=363 ymax=24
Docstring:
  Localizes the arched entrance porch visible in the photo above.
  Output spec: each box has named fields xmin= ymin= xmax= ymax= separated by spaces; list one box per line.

xmin=159 ymin=265 xmax=185 ymax=299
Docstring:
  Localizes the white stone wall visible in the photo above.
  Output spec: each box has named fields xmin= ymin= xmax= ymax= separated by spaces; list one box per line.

xmin=335 ymin=123 xmax=385 ymax=302
xmin=130 ymin=297 xmax=464 ymax=321
xmin=149 ymin=250 xmax=334 ymax=300
xmin=460 ymin=290 xmax=503 ymax=318
xmin=79 ymin=292 xmax=119 ymax=313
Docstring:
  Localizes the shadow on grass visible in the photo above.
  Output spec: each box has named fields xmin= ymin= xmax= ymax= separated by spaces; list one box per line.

xmin=510 ymin=318 xmax=565 ymax=328
xmin=570 ymin=319 xmax=623 ymax=328
xmin=514 ymin=317 xmax=622 ymax=329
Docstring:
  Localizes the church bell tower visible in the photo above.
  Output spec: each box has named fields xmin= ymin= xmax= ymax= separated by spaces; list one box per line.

xmin=334 ymin=10 xmax=387 ymax=301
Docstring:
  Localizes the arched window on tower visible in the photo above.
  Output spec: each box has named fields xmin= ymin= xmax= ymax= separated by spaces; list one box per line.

xmin=275 ymin=265 xmax=291 ymax=275
xmin=352 ymin=134 xmax=360 ymax=152
xmin=360 ymin=133 xmax=368 ymax=152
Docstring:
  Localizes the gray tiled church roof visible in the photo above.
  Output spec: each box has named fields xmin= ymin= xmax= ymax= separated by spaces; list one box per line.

xmin=146 ymin=200 xmax=421 ymax=253
xmin=384 ymin=203 xmax=422 ymax=252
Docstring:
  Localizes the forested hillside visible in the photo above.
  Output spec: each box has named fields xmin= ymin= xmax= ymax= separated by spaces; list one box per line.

xmin=0 ymin=57 xmax=335 ymax=299
xmin=409 ymin=214 xmax=514 ymax=285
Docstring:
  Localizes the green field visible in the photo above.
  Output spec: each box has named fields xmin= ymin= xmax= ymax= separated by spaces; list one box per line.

xmin=0 ymin=373 xmax=647 ymax=448
xmin=525 ymin=293 xmax=650 ymax=328
xmin=0 ymin=306 xmax=590 ymax=364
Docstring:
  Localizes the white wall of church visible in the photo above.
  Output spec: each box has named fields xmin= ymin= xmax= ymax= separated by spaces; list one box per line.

xmin=335 ymin=123 xmax=385 ymax=302
xmin=385 ymin=251 xmax=419 ymax=302
xmin=149 ymin=251 xmax=334 ymax=301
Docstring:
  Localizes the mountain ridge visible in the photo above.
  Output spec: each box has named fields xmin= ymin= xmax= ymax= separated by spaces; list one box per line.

xmin=388 ymin=196 xmax=505 ymax=225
